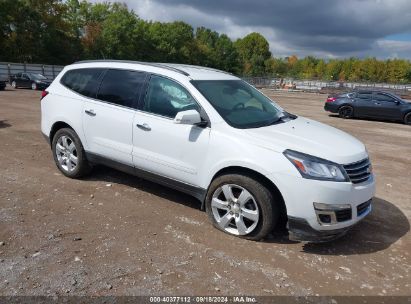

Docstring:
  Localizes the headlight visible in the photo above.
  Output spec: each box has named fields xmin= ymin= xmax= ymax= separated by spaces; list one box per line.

xmin=283 ymin=149 xmax=348 ymax=182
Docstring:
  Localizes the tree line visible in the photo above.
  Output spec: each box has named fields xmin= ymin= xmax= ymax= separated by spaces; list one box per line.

xmin=1 ymin=0 xmax=411 ymax=83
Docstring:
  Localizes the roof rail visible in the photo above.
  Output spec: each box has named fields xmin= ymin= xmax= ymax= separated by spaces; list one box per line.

xmin=165 ymin=63 xmax=233 ymax=76
xmin=73 ymin=60 xmax=190 ymax=76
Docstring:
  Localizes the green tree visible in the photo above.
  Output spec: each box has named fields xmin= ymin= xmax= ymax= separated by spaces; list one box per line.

xmin=235 ymin=32 xmax=271 ymax=76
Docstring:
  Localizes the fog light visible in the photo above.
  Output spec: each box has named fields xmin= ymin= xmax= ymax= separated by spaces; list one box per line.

xmin=318 ymin=214 xmax=331 ymax=224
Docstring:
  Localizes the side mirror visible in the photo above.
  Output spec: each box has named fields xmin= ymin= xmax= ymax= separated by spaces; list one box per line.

xmin=174 ymin=110 xmax=202 ymax=125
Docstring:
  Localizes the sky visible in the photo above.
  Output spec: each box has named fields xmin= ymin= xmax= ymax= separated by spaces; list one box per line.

xmin=95 ymin=0 xmax=411 ymax=59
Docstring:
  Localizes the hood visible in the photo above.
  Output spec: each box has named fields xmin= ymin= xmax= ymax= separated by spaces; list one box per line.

xmin=244 ymin=116 xmax=367 ymax=165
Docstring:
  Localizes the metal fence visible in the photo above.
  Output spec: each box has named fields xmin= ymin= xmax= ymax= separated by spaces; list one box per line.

xmin=244 ymin=77 xmax=411 ymax=94
xmin=0 ymin=62 xmax=64 ymax=81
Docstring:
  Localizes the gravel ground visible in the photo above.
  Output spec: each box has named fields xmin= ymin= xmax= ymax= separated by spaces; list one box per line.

xmin=0 ymin=87 xmax=410 ymax=296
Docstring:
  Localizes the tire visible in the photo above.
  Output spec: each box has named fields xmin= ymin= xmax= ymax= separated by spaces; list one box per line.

xmin=404 ymin=112 xmax=411 ymax=125
xmin=338 ymin=105 xmax=354 ymax=119
xmin=31 ymin=82 xmax=37 ymax=90
xmin=52 ymin=128 xmax=92 ymax=178
xmin=205 ymin=174 xmax=278 ymax=241
xmin=11 ymin=81 xmax=17 ymax=89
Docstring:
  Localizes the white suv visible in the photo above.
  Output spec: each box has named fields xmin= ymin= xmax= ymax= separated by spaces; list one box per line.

xmin=41 ymin=60 xmax=375 ymax=242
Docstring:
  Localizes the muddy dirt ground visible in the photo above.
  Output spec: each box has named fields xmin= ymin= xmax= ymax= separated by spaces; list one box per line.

xmin=0 ymin=87 xmax=410 ymax=296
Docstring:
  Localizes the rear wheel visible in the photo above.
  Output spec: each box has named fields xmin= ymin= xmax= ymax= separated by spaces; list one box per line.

xmin=205 ymin=174 xmax=278 ymax=241
xmin=52 ymin=128 xmax=91 ymax=178
xmin=338 ymin=105 xmax=354 ymax=119
xmin=31 ymin=82 xmax=37 ymax=90
xmin=11 ymin=81 xmax=17 ymax=89
xmin=404 ymin=112 xmax=411 ymax=125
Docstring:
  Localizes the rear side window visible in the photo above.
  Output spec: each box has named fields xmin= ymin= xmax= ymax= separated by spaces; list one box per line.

xmin=357 ymin=92 xmax=372 ymax=100
xmin=97 ymin=69 xmax=146 ymax=108
xmin=61 ymin=68 xmax=103 ymax=98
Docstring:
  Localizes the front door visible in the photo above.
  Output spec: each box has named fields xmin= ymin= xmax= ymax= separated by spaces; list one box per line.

xmin=372 ymin=92 xmax=402 ymax=120
xmin=132 ymin=75 xmax=210 ymax=186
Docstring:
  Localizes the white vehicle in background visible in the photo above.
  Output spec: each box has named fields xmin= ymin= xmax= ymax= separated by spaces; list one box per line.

xmin=41 ymin=60 xmax=375 ymax=242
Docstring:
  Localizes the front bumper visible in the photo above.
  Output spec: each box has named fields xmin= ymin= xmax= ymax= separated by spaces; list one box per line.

xmin=268 ymin=172 xmax=375 ymax=242
xmin=287 ymin=216 xmax=352 ymax=242
xmin=287 ymin=199 xmax=372 ymax=242
xmin=36 ymin=83 xmax=51 ymax=90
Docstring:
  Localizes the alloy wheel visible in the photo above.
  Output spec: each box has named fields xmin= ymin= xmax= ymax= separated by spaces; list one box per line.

xmin=211 ymin=184 xmax=259 ymax=235
xmin=11 ymin=81 xmax=16 ymax=88
xmin=340 ymin=106 xmax=353 ymax=118
xmin=55 ymin=135 xmax=78 ymax=172
xmin=31 ymin=83 xmax=37 ymax=90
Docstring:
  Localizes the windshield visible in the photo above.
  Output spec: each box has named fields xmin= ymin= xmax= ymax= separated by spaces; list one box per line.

xmin=191 ymin=80 xmax=284 ymax=129
xmin=29 ymin=73 xmax=47 ymax=80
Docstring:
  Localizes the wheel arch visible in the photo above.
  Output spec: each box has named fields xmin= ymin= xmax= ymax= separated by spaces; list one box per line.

xmin=338 ymin=103 xmax=354 ymax=110
xmin=203 ymin=166 xmax=288 ymax=229
xmin=49 ymin=121 xmax=75 ymax=147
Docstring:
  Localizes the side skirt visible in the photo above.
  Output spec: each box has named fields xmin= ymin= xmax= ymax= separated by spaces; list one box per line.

xmin=86 ymin=152 xmax=207 ymax=205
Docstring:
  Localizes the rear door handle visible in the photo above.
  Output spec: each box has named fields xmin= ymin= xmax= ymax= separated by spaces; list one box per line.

xmin=85 ymin=109 xmax=96 ymax=116
xmin=136 ymin=123 xmax=151 ymax=131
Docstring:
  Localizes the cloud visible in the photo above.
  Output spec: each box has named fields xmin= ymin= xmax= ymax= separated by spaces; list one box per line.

xmin=94 ymin=0 xmax=411 ymax=59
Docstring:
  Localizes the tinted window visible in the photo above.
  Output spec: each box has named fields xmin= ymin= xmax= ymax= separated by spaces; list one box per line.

xmin=357 ymin=92 xmax=372 ymax=100
xmin=143 ymin=75 xmax=199 ymax=118
xmin=192 ymin=80 xmax=284 ymax=129
xmin=97 ymin=69 xmax=146 ymax=108
xmin=29 ymin=73 xmax=47 ymax=80
xmin=61 ymin=68 xmax=104 ymax=98
xmin=375 ymin=93 xmax=396 ymax=102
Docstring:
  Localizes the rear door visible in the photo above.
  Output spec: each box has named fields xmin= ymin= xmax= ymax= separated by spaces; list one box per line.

xmin=82 ymin=69 xmax=147 ymax=166
xmin=353 ymin=91 xmax=374 ymax=117
xmin=372 ymin=92 xmax=402 ymax=120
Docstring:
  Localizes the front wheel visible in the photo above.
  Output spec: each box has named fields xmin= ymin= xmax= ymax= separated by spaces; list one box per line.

xmin=11 ymin=81 xmax=17 ymax=89
xmin=338 ymin=105 xmax=354 ymax=119
xmin=404 ymin=112 xmax=411 ymax=125
xmin=52 ymin=128 xmax=91 ymax=178
xmin=205 ymin=174 xmax=278 ymax=241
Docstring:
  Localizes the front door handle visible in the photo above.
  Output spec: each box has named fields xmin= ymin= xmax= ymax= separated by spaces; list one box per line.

xmin=136 ymin=123 xmax=151 ymax=131
xmin=85 ymin=109 xmax=96 ymax=116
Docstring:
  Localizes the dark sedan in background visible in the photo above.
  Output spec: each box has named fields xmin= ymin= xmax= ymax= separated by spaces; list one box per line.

xmin=10 ymin=72 xmax=52 ymax=90
xmin=324 ymin=90 xmax=411 ymax=125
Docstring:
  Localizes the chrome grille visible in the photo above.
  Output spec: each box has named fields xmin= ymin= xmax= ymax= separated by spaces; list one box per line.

xmin=343 ymin=158 xmax=372 ymax=184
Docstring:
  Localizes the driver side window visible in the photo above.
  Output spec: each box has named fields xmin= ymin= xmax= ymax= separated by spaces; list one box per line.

xmin=143 ymin=75 xmax=199 ymax=118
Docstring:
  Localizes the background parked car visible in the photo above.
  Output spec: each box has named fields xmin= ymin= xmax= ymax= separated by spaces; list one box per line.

xmin=10 ymin=72 xmax=52 ymax=90
xmin=324 ymin=90 xmax=411 ymax=125
xmin=0 ymin=76 xmax=7 ymax=90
